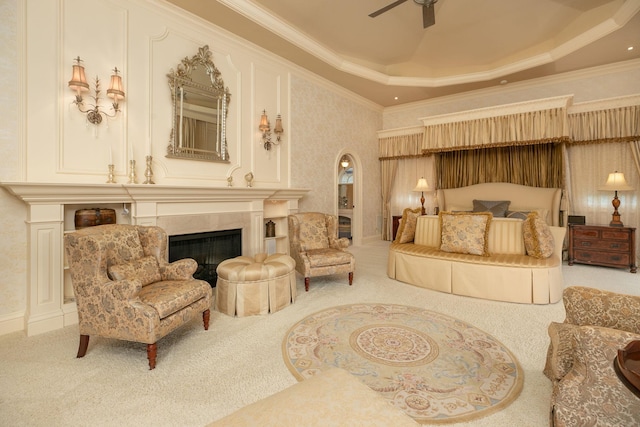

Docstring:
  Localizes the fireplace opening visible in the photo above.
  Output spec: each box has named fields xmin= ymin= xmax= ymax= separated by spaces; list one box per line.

xmin=168 ymin=229 xmax=242 ymax=287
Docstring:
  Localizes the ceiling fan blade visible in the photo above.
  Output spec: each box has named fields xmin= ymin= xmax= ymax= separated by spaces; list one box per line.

xmin=369 ymin=0 xmax=409 ymax=18
xmin=422 ymin=3 xmax=436 ymax=28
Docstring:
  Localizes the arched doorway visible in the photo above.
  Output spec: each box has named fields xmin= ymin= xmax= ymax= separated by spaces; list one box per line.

xmin=336 ymin=152 xmax=362 ymax=245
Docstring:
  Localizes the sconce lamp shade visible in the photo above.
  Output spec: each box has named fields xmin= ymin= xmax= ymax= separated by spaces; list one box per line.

xmin=68 ymin=58 xmax=89 ymax=94
xmin=106 ymin=68 xmax=125 ymax=100
xmin=599 ymin=171 xmax=634 ymax=227
xmin=413 ymin=178 xmax=430 ymax=192
xmin=259 ymin=110 xmax=270 ymax=132
xmin=341 ymin=157 xmax=350 ymax=168
xmin=274 ymin=115 xmax=283 ymax=134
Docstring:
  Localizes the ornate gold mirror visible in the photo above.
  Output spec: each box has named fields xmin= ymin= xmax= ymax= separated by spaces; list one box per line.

xmin=167 ymin=45 xmax=231 ymax=162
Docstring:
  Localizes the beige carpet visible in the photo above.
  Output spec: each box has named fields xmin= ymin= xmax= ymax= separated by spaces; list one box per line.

xmin=0 ymin=240 xmax=639 ymax=426
xmin=283 ymin=303 xmax=523 ymax=423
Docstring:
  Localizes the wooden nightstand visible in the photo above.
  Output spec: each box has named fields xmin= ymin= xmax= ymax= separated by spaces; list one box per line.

xmin=392 ymin=215 xmax=402 ymax=240
xmin=568 ymin=224 xmax=637 ymax=273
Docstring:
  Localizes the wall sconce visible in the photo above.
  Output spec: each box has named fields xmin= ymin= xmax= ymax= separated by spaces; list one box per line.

xmin=599 ymin=170 xmax=635 ymax=227
xmin=259 ymin=109 xmax=284 ymax=150
xmin=68 ymin=56 xmax=125 ymax=125
xmin=413 ymin=177 xmax=431 ymax=215
xmin=340 ymin=156 xmax=350 ymax=168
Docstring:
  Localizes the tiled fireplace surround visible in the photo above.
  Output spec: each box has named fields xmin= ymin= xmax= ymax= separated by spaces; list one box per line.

xmin=3 ymin=182 xmax=308 ymax=336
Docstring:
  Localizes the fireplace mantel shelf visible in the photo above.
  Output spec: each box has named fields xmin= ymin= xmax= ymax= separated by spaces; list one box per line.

xmin=1 ymin=182 xmax=310 ymax=204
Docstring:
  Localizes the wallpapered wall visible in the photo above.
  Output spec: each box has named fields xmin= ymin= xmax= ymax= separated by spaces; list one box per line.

xmin=0 ymin=0 xmax=27 ymax=326
xmin=290 ymin=75 xmax=382 ymax=238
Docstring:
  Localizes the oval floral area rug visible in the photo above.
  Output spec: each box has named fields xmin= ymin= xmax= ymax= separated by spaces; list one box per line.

xmin=282 ymin=304 xmax=523 ymax=424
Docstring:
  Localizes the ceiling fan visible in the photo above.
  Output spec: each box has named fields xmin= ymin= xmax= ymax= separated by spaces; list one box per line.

xmin=369 ymin=0 xmax=438 ymax=29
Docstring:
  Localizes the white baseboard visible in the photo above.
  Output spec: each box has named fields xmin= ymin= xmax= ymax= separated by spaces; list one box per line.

xmin=0 ymin=311 xmax=25 ymax=336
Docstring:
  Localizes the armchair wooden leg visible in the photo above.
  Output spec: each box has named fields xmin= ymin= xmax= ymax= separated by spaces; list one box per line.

xmin=147 ymin=343 xmax=157 ymax=370
xmin=77 ymin=334 xmax=89 ymax=358
xmin=305 ymin=277 xmax=310 ymax=292
xmin=349 ymin=272 xmax=353 ymax=286
xmin=203 ymin=309 xmax=210 ymax=330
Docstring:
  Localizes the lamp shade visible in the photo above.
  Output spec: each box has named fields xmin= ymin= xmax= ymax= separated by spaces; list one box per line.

xmin=68 ymin=63 xmax=89 ymax=93
xmin=274 ymin=115 xmax=283 ymax=133
xmin=413 ymin=178 xmax=430 ymax=192
xmin=106 ymin=72 xmax=125 ymax=100
xmin=259 ymin=111 xmax=270 ymax=132
xmin=599 ymin=171 xmax=634 ymax=191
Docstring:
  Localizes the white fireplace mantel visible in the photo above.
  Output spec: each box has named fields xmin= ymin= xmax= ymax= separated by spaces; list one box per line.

xmin=2 ymin=182 xmax=310 ymax=336
xmin=2 ymin=182 xmax=310 ymax=204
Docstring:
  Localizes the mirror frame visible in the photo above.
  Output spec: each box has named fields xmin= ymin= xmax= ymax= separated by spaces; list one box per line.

xmin=166 ymin=45 xmax=231 ymax=162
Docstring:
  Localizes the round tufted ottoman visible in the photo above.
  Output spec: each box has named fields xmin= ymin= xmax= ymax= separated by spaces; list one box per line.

xmin=215 ymin=253 xmax=297 ymax=317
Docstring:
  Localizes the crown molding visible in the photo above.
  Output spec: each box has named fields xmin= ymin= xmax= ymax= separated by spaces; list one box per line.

xmin=383 ymin=58 xmax=640 ymax=115
xmin=569 ymin=93 xmax=640 ymax=113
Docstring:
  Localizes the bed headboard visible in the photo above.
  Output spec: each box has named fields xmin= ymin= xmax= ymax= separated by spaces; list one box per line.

xmin=437 ymin=183 xmax=562 ymax=226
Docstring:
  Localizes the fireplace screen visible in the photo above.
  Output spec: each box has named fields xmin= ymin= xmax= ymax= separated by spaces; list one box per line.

xmin=168 ymin=229 xmax=241 ymax=287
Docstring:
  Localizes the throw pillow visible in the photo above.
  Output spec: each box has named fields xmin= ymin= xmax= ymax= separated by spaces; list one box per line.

xmin=522 ymin=212 xmax=555 ymax=258
xmin=439 ymin=211 xmax=492 ymax=256
xmin=472 ymin=200 xmax=510 ymax=217
xmin=394 ymin=207 xmax=422 ymax=244
xmin=108 ymin=255 xmax=161 ymax=286
xmin=506 ymin=210 xmax=531 ymax=220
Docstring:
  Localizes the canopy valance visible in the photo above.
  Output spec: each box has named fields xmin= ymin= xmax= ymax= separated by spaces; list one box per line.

xmin=378 ymin=95 xmax=639 ymax=158
xmin=568 ymin=96 xmax=640 ymax=144
xmin=419 ymin=96 xmax=571 ymax=154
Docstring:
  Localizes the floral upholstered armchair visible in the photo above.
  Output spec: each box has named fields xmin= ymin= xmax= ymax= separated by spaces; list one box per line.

xmin=543 ymin=286 xmax=640 ymax=426
xmin=64 ymin=224 xmax=212 ymax=369
xmin=288 ymin=212 xmax=355 ymax=291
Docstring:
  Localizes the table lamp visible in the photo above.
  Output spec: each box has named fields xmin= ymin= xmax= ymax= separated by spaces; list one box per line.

xmin=413 ymin=177 xmax=430 ymax=215
xmin=599 ymin=171 xmax=634 ymax=227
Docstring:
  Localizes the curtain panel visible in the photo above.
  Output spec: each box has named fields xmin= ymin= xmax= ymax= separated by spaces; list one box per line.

xmin=435 ymin=143 xmax=564 ymax=189
xmin=421 ymin=107 xmax=569 ymax=154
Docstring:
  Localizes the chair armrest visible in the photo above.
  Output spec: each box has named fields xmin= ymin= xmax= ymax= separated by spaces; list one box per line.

xmin=563 ymin=286 xmax=640 ymax=333
xmin=543 ymin=322 xmax=578 ymax=382
xmin=110 ymin=278 xmax=142 ymax=300
xmin=160 ymin=258 xmax=197 ymax=281
xmin=329 ymin=237 xmax=350 ymax=249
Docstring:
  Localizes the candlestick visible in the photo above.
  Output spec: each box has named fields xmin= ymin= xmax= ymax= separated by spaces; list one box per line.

xmin=128 ymin=160 xmax=137 ymax=184
xmin=106 ymin=164 xmax=116 ymax=184
xmin=143 ymin=155 xmax=155 ymax=184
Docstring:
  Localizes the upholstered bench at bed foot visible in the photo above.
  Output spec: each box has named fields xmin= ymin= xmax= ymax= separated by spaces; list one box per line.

xmin=215 ymin=253 xmax=296 ymax=317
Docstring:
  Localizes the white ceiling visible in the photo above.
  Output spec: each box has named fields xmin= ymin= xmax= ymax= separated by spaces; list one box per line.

xmin=166 ymin=0 xmax=640 ymax=107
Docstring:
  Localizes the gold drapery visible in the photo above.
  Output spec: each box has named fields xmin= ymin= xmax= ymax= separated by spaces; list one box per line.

xmin=435 ymin=143 xmax=564 ymax=189
xmin=421 ymin=107 xmax=569 ymax=154
xmin=378 ymin=132 xmax=423 ymax=240
xmin=380 ymin=160 xmax=398 ymax=240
